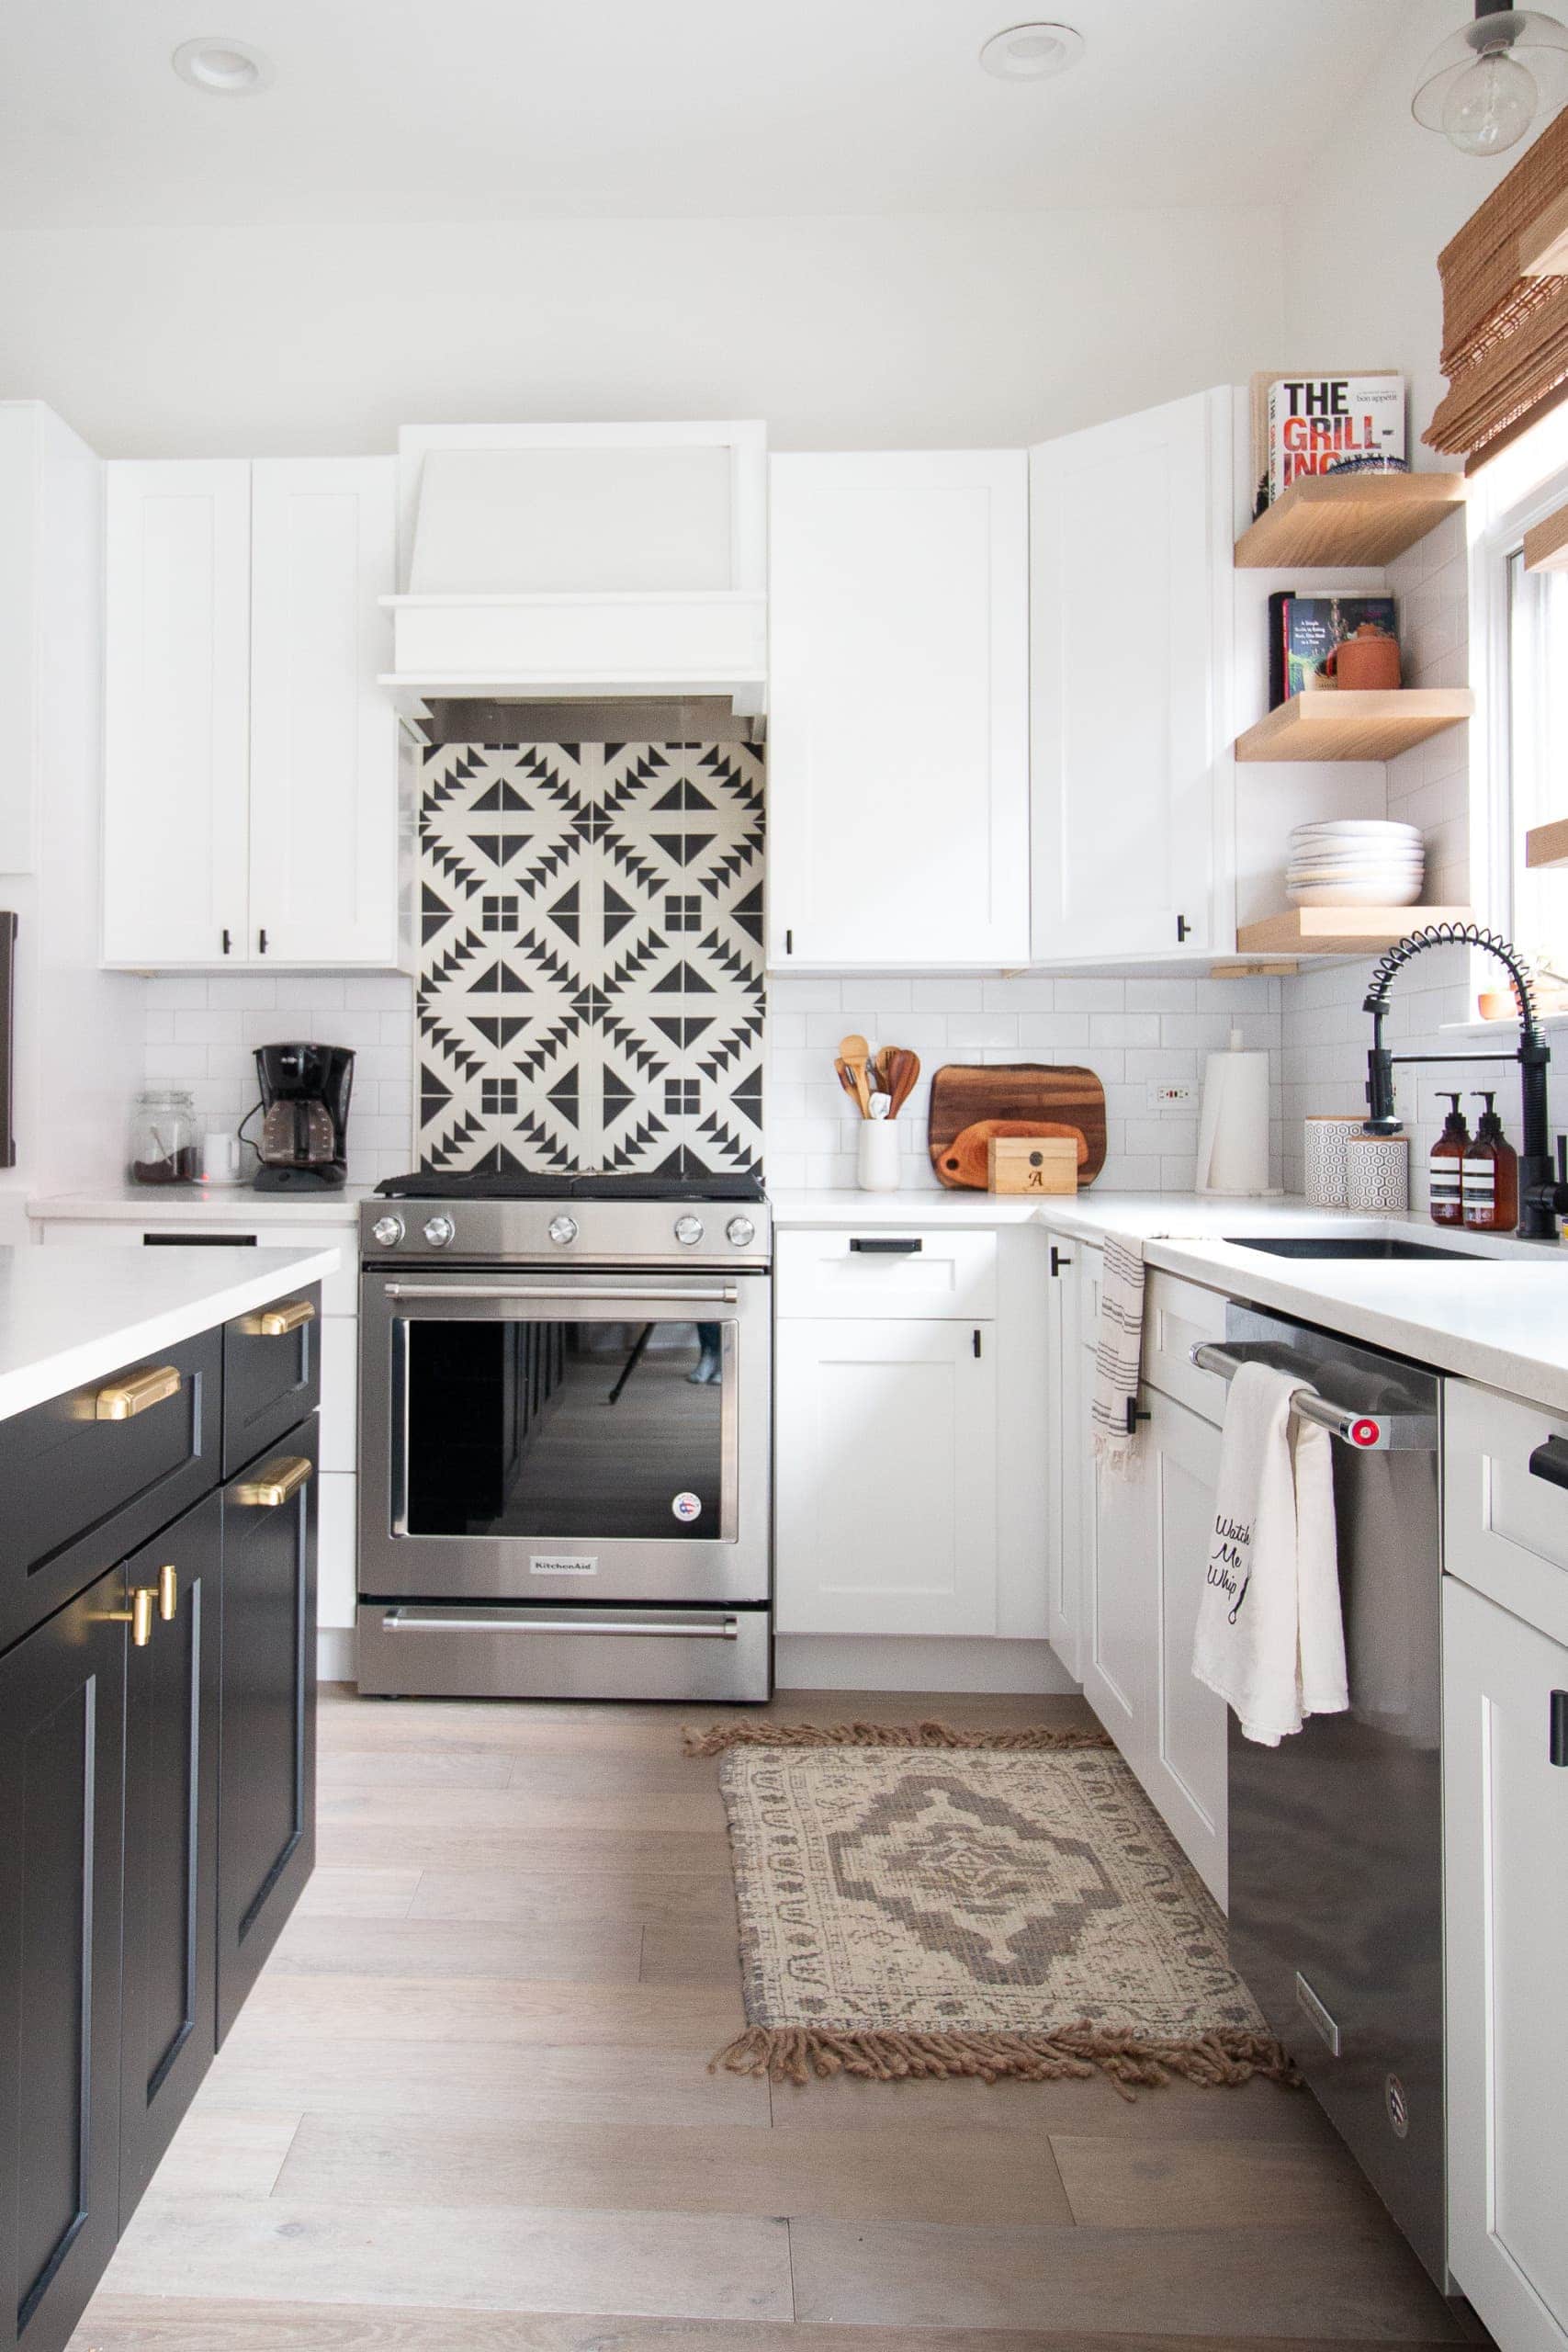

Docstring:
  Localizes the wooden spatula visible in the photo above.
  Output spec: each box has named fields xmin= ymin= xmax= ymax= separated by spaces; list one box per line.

xmin=885 ymin=1048 xmax=921 ymax=1118
xmin=840 ymin=1034 xmax=873 ymax=1117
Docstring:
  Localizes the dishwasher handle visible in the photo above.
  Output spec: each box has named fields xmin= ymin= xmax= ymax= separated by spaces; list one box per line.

xmin=1190 ymin=1343 xmax=1438 ymax=1453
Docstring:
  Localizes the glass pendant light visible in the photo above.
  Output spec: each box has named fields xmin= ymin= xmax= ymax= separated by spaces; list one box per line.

xmin=1413 ymin=1 xmax=1568 ymax=155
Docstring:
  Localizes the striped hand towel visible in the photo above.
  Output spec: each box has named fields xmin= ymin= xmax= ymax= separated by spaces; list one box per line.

xmin=1091 ymin=1237 xmax=1147 ymax=1466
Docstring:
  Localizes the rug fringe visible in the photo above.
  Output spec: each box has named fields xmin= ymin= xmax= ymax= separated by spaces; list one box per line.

xmin=682 ymin=1718 xmax=1115 ymax=1758
xmin=710 ymin=2023 xmax=1299 ymax=2098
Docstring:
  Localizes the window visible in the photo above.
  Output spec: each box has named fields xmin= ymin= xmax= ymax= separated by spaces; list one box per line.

xmin=1506 ymin=545 xmax=1568 ymax=979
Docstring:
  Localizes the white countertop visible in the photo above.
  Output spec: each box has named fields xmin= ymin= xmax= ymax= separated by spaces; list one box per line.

xmin=0 ymin=1244 xmax=343 ymax=1422
xmin=29 ymin=1184 xmax=371 ymax=1226
xmin=779 ymin=1184 xmax=1568 ymax=1413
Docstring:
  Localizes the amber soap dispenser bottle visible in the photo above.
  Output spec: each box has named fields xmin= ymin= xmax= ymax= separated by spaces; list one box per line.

xmin=1462 ymin=1091 xmax=1518 ymax=1233
xmin=1429 ymin=1092 xmax=1471 ymax=1225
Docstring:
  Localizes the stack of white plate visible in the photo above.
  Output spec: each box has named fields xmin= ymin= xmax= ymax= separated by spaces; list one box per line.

xmin=1286 ymin=820 xmax=1425 ymax=908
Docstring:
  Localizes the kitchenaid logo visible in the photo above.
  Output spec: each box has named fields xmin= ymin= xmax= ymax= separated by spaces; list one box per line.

xmin=529 ymin=1555 xmax=599 ymax=1577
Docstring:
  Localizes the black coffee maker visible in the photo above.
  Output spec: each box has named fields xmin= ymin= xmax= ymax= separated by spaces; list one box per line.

xmin=250 ymin=1043 xmax=354 ymax=1192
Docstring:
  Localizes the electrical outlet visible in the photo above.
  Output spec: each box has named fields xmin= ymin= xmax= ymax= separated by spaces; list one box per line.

xmin=1146 ymin=1082 xmax=1195 ymax=1111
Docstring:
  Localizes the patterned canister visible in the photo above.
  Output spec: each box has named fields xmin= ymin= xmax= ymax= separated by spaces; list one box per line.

xmin=1347 ymin=1131 xmax=1410 ymax=1212
xmin=1303 ymin=1114 xmax=1367 ymax=1208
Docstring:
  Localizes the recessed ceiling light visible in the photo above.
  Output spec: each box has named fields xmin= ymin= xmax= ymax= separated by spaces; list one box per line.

xmin=978 ymin=21 xmax=1085 ymax=81
xmin=171 ymin=36 xmax=274 ymax=95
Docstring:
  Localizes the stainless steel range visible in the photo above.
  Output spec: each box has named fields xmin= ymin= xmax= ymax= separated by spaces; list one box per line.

xmin=356 ymin=1171 xmax=772 ymax=1702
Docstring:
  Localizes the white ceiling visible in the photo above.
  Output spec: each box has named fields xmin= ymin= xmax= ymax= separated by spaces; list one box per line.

xmin=0 ymin=0 xmax=1423 ymax=230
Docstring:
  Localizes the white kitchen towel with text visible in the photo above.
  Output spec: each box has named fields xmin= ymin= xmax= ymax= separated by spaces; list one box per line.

xmin=1192 ymin=1360 xmax=1348 ymax=1746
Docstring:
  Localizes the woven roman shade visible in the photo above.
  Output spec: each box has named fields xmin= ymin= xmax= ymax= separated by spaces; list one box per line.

xmin=1427 ymin=105 xmax=1568 ymax=469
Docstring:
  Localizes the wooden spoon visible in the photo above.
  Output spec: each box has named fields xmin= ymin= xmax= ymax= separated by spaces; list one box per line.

xmin=840 ymin=1033 xmax=873 ymax=1117
xmin=885 ymin=1048 xmax=921 ymax=1118
xmin=832 ymin=1057 xmax=863 ymax=1109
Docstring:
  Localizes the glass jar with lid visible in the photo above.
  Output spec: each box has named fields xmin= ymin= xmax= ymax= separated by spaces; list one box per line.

xmin=129 ymin=1088 xmax=198 ymax=1185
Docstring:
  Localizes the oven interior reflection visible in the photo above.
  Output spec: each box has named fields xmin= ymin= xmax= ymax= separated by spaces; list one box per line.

xmin=405 ymin=1317 xmax=726 ymax=1539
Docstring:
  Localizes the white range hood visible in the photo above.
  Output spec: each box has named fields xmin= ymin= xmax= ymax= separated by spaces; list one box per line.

xmin=381 ymin=421 xmax=767 ymax=715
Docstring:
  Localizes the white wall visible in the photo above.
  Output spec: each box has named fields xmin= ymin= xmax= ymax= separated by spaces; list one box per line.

xmin=0 ymin=208 xmax=1284 ymax=458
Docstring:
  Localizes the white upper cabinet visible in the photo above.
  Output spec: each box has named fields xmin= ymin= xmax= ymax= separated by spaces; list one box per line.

xmin=766 ymin=450 xmax=1030 ymax=969
xmin=247 ymin=460 xmax=399 ymax=966
xmin=1030 ymin=388 xmax=1233 ymax=961
xmin=103 ymin=457 xmax=401 ymax=969
xmin=103 ymin=461 xmax=251 ymax=965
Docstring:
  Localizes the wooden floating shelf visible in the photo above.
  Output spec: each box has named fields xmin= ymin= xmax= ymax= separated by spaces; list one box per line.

xmin=1235 ymin=472 xmax=1466 ymax=569
xmin=1235 ymin=906 xmax=1475 ymax=956
xmin=1526 ymin=816 xmax=1568 ymax=869
xmin=1234 ymin=687 xmax=1473 ymax=764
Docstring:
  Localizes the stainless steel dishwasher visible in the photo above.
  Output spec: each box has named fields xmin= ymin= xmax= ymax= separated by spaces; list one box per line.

xmin=1195 ymin=1303 xmax=1446 ymax=2290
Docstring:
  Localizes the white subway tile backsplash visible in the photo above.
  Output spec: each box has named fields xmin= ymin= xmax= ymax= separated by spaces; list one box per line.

xmin=911 ymin=978 xmax=983 ymax=1011
xmin=1089 ymin=1012 xmax=1160 ymax=1047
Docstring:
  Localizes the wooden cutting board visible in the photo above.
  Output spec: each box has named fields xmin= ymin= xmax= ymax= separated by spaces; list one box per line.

xmin=937 ymin=1119 xmax=1088 ymax=1191
xmin=929 ymin=1063 xmax=1107 ymax=1189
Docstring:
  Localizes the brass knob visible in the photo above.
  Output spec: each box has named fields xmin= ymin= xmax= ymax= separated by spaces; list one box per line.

xmin=157 ymin=1564 xmax=178 ymax=1622
xmin=130 ymin=1588 xmax=154 ymax=1648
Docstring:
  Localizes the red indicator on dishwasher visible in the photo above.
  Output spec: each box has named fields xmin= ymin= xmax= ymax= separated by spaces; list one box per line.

xmin=1348 ymin=1418 xmax=1382 ymax=1448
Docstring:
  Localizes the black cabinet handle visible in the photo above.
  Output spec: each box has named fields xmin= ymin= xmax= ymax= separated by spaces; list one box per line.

xmin=1529 ymin=1436 xmax=1568 ymax=1491
xmin=1551 ymin=1690 xmax=1568 ymax=1768
xmin=973 ymin=1329 xmax=982 ymax=1358
xmin=1176 ymin=915 xmax=1190 ymax=943
xmin=1050 ymin=1245 xmax=1073 ymax=1277
xmin=784 ymin=929 xmax=794 ymax=956
xmin=850 ymin=1237 xmax=921 ymax=1254
xmin=220 ymin=927 xmax=231 ymax=956
xmin=258 ymin=928 xmax=268 ymax=956
xmin=1125 ymin=1396 xmax=1152 ymax=1436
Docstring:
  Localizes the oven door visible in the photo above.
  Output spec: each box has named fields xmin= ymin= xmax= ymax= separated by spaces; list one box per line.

xmin=358 ymin=1267 xmax=771 ymax=1605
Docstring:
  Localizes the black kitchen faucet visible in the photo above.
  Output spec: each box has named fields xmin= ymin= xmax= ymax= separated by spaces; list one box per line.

xmin=1362 ymin=921 xmax=1568 ymax=1242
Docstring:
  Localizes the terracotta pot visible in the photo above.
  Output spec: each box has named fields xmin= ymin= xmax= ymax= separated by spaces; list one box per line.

xmin=1325 ymin=624 xmax=1402 ymax=692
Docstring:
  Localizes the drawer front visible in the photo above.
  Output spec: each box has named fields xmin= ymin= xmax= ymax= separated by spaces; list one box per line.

xmin=222 ymin=1283 xmax=323 ymax=1476
xmin=39 ymin=1220 xmax=355 ymax=1315
xmin=1142 ymin=1271 xmax=1229 ymax=1423
xmin=1446 ymin=1379 xmax=1568 ymax=1647
xmin=0 ymin=1327 xmax=222 ymax=1656
xmin=776 ymin=1227 xmax=998 ymax=1320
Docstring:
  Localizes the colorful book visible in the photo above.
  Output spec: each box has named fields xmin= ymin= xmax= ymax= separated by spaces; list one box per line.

xmin=1264 ymin=374 xmax=1405 ymax=506
xmin=1269 ymin=593 xmax=1399 ymax=707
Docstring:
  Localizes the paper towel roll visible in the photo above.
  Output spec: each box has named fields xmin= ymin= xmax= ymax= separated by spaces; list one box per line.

xmin=1195 ymin=1029 xmax=1276 ymax=1196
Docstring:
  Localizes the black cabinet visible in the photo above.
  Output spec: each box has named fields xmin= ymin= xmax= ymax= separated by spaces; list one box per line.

xmin=0 ymin=1566 xmax=127 ymax=2352
xmin=0 ymin=1327 xmax=221 ymax=1657
xmin=217 ymin=1416 xmax=318 ymax=2041
xmin=118 ymin=1490 xmax=223 ymax=2227
xmin=221 ymin=1284 xmax=321 ymax=1476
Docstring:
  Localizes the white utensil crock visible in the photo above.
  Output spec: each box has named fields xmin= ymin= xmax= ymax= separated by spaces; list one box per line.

xmin=856 ymin=1121 xmax=901 ymax=1193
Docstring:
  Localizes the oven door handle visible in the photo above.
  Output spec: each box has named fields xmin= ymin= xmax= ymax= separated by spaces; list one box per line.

xmin=383 ymin=1282 xmax=740 ymax=1306
xmin=379 ymin=1608 xmax=742 ymax=1640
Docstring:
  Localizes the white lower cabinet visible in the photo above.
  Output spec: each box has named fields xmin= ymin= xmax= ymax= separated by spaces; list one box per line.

xmin=774 ymin=1316 xmax=998 ymax=1637
xmin=1443 ymin=1575 xmax=1568 ymax=2351
xmin=1081 ymin=1354 xmax=1227 ymax=1904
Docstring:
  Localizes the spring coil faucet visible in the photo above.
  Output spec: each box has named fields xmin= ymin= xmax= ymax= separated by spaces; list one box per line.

xmin=1362 ymin=921 xmax=1568 ymax=1242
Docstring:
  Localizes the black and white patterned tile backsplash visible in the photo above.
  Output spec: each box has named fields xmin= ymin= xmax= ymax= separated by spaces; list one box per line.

xmin=417 ymin=741 xmax=764 ymax=1176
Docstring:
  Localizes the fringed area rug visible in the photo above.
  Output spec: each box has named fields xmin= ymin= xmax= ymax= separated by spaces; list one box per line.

xmin=686 ymin=1720 xmax=1294 ymax=2098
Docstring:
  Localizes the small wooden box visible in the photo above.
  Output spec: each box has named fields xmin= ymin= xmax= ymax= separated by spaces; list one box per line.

xmin=987 ymin=1136 xmax=1078 ymax=1195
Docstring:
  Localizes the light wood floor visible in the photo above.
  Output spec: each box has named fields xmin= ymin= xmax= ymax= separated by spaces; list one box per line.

xmin=72 ymin=1683 xmax=1472 ymax=2350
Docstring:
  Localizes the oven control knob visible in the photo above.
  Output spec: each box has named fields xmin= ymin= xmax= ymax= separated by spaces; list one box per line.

xmin=673 ymin=1214 xmax=705 ymax=1248
xmin=423 ymin=1215 xmax=456 ymax=1249
xmin=548 ymin=1214 xmax=579 ymax=1247
xmin=726 ymin=1216 xmax=757 ymax=1248
xmin=372 ymin=1215 xmax=404 ymax=1248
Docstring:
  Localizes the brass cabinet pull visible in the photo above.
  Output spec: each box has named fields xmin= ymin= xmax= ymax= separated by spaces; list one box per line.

xmin=246 ymin=1297 xmax=315 ymax=1338
xmin=231 ymin=1453 xmax=311 ymax=1509
xmin=157 ymin=1564 xmax=178 ymax=1622
xmin=110 ymin=1586 xmax=158 ymax=1647
xmin=94 ymin=1363 xmax=182 ymax=1421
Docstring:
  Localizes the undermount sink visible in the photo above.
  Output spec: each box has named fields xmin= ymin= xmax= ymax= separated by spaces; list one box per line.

xmin=1222 ymin=1236 xmax=1478 ymax=1262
